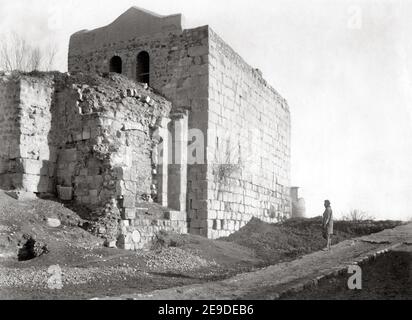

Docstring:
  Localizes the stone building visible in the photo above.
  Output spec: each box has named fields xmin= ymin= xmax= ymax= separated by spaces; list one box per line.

xmin=0 ymin=7 xmax=291 ymax=249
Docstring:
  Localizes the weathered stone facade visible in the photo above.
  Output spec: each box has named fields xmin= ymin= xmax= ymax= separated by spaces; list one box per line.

xmin=68 ymin=7 xmax=292 ymax=240
xmin=0 ymin=74 xmax=55 ymax=196
xmin=69 ymin=9 xmax=210 ymax=239
xmin=0 ymin=75 xmax=21 ymax=191
xmin=0 ymin=7 xmax=291 ymax=249
xmin=206 ymin=30 xmax=291 ymax=239
xmin=0 ymin=71 xmax=186 ymax=249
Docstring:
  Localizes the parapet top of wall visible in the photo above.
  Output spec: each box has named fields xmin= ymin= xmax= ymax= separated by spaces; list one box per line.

xmin=0 ymin=71 xmax=172 ymax=123
xmin=0 ymin=71 xmax=56 ymax=89
xmin=69 ymin=6 xmax=183 ymax=55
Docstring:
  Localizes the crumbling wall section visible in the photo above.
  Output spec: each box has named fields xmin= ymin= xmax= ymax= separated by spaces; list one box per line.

xmin=0 ymin=72 xmax=187 ymax=250
xmin=69 ymin=26 xmax=210 ymax=237
xmin=50 ymin=73 xmax=178 ymax=247
xmin=0 ymin=74 xmax=21 ymax=190
xmin=18 ymin=76 xmax=55 ymax=194
xmin=0 ymin=73 xmax=56 ymax=195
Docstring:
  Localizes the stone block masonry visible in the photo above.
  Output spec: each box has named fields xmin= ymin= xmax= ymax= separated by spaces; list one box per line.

xmin=0 ymin=7 xmax=292 ymax=248
xmin=119 ymin=211 xmax=188 ymax=250
xmin=205 ymin=29 xmax=291 ymax=239
xmin=69 ymin=18 xmax=211 ymax=237
xmin=69 ymin=25 xmax=210 ymax=186
xmin=0 ymin=73 xmax=55 ymax=194
xmin=67 ymin=6 xmax=292 ymax=240
xmin=0 ymin=71 xmax=189 ymax=249
xmin=0 ymin=74 xmax=21 ymax=191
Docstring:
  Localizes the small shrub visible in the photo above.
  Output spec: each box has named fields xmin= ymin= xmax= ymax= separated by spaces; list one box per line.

xmin=342 ymin=209 xmax=375 ymax=222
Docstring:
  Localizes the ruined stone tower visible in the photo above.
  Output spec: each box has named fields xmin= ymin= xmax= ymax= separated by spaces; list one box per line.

xmin=0 ymin=7 xmax=291 ymax=249
xmin=68 ymin=7 xmax=292 ymax=239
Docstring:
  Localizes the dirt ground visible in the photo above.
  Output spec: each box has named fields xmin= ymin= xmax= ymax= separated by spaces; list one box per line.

xmin=109 ymin=223 xmax=412 ymax=300
xmin=0 ymin=190 xmax=405 ymax=300
xmin=282 ymin=246 xmax=412 ymax=300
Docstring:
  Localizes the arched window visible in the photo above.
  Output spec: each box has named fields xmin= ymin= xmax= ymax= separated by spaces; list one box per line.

xmin=109 ymin=56 xmax=122 ymax=74
xmin=136 ymin=51 xmax=150 ymax=84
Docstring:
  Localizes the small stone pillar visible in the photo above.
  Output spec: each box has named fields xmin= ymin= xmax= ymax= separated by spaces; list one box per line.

xmin=157 ymin=118 xmax=171 ymax=207
xmin=291 ymin=187 xmax=299 ymax=203
xmin=291 ymin=187 xmax=306 ymax=218
xmin=168 ymin=111 xmax=188 ymax=212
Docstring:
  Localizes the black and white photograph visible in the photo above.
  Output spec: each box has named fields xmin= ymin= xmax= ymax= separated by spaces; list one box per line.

xmin=0 ymin=0 xmax=411 ymax=306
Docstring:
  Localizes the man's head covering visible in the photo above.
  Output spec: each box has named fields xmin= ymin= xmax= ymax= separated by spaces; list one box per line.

xmin=324 ymin=200 xmax=331 ymax=206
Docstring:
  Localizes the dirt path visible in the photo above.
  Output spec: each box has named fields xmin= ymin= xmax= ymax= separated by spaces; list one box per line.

xmin=99 ymin=223 xmax=412 ymax=300
xmin=282 ymin=246 xmax=412 ymax=300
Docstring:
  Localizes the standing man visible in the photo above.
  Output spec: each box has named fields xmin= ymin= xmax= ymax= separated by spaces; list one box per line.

xmin=322 ymin=200 xmax=333 ymax=251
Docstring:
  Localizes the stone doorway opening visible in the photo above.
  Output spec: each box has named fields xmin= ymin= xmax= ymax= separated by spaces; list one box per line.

xmin=109 ymin=56 xmax=122 ymax=74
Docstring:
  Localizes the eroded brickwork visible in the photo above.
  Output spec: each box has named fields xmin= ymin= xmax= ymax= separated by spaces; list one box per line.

xmin=0 ymin=72 xmax=187 ymax=249
xmin=69 ymin=24 xmax=210 ymax=238
xmin=0 ymin=74 xmax=21 ymax=190
xmin=0 ymin=74 xmax=55 ymax=194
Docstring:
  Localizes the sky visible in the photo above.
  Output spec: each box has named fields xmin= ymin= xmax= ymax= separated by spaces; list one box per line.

xmin=1 ymin=0 xmax=411 ymax=220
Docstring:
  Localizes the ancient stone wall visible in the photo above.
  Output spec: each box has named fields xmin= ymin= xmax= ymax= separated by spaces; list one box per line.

xmin=51 ymin=75 xmax=163 ymax=206
xmin=0 ymin=73 xmax=56 ymax=194
xmin=48 ymin=73 xmax=184 ymax=248
xmin=204 ymin=29 xmax=292 ymax=239
xmin=0 ymin=72 xmax=188 ymax=249
xmin=67 ymin=9 xmax=292 ymax=240
xmin=0 ymin=74 xmax=21 ymax=190
xmin=69 ymin=26 xmax=210 ymax=236
xmin=18 ymin=76 xmax=56 ymax=194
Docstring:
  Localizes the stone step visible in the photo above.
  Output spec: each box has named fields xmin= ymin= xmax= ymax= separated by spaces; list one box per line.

xmin=163 ymin=210 xmax=187 ymax=221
